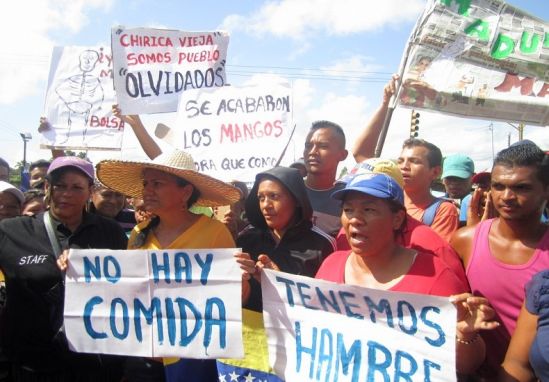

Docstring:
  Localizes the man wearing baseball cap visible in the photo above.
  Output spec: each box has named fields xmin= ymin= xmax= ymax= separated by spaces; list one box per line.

xmin=442 ymin=154 xmax=475 ymax=199
xmin=442 ymin=154 xmax=475 ymax=226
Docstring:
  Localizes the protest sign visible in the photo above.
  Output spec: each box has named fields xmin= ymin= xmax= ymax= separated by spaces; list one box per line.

xmin=397 ymin=0 xmax=549 ymax=126
xmin=167 ymin=83 xmax=293 ymax=182
xmin=64 ymin=248 xmax=243 ymax=358
xmin=111 ymin=26 xmax=229 ymax=114
xmin=42 ymin=46 xmax=124 ymax=150
xmin=261 ymin=270 xmax=457 ymax=382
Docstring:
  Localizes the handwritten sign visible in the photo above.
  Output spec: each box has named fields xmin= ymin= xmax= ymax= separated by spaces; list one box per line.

xmin=397 ymin=0 xmax=549 ymax=126
xmin=168 ymin=83 xmax=293 ymax=182
xmin=261 ymin=270 xmax=457 ymax=381
xmin=64 ymin=248 xmax=243 ymax=358
xmin=111 ymin=26 xmax=229 ymax=114
xmin=42 ymin=46 xmax=124 ymax=150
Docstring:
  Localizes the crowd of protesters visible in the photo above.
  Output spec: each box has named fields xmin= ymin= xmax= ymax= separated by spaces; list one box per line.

xmin=0 ymin=74 xmax=547 ymax=382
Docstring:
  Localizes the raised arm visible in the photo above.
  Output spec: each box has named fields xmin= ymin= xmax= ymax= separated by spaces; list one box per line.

xmin=38 ymin=117 xmax=65 ymax=158
xmin=353 ymin=74 xmax=399 ymax=163
xmin=112 ymin=105 xmax=162 ymax=160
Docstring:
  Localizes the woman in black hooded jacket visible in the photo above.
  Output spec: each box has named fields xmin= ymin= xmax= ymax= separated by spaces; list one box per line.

xmin=238 ymin=166 xmax=336 ymax=311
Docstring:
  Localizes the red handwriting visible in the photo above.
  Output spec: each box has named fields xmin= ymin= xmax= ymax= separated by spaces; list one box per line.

xmin=119 ymin=34 xmax=215 ymax=47
xmin=220 ymin=120 xmax=283 ymax=143
xmin=89 ymin=116 xmax=125 ymax=130
xmin=494 ymin=73 xmax=548 ymax=97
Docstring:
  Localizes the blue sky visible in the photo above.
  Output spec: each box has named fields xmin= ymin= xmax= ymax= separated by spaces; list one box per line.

xmin=0 ymin=0 xmax=547 ymax=174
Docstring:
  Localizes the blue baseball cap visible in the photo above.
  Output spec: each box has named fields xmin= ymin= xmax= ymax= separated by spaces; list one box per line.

xmin=331 ymin=173 xmax=404 ymax=206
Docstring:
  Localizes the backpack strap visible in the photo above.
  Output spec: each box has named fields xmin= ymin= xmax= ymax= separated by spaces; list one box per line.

xmin=422 ymin=198 xmax=444 ymax=226
xmin=43 ymin=211 xmax=62 ymax=258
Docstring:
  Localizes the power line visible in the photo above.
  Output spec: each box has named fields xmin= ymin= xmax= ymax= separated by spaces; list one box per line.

xmin=227 ymin=64 xmax=392 ymax=75
xmin=227 ymin=71 xmax=390 ymax=82
xmin=0 ymin=53 xmax=391 ymax=76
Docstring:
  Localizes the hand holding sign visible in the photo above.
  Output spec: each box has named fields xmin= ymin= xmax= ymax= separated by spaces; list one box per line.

xmin=234 ymin=253 xmax=280 ymax=285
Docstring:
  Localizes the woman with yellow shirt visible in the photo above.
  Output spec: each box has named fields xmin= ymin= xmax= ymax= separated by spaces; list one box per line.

xmin=96 ymin=149 xmax=240 ymax=382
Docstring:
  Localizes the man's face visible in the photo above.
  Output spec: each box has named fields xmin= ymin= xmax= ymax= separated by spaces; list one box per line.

xmin=443 ymin=176 xmax=472 ymax=199
xmin=490 ymin=164 xmax=549 ymax=220
xmin=30 ymin=166 xmax=48 ymax=189
xmin=92 ymin=187 xmax=126 ymax=218
xmin=0 ymin=166 xmax=8 ymax=182
xmin=397 ymin=146 xmax=440 ymax=194
xmin=303 ymin=127 xmax=347 ymax=177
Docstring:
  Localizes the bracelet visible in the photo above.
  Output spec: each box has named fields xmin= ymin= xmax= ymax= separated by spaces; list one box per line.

xmin=456 ymin=333 xmax=480 ymax=345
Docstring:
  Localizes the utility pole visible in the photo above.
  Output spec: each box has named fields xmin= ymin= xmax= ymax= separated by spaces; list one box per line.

xmin=489 ymin=123 xmax=494 ymax=162
xmin=19 ymin=133 xmax=32 ymax=169
xmin=507 ymin=122 xmax=525 ymax=142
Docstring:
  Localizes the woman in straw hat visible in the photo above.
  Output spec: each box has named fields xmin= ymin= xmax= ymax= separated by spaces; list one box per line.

xmin=95 ymin=149 xmax=242 ymax=382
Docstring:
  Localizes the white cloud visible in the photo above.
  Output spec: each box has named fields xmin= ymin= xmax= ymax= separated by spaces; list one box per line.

xmin=379 ymin=109 xmax=549 ymax=172
xmin=0 ymin=0 xmax=113 ymax=104
xmin=221 ymin=0 xmax=424 ymax=38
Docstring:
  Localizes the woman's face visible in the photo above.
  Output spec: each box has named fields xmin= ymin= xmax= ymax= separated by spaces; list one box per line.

xmin=341 ymin=191 xmax=404 ymax=256
xmin=48 ymin=170 xmax=92 ymax=222
xmin=142 ymin=169 xmax=192 ymax=215
xmin=257 ymin=178 xmax=296 ymax=235
xmin=92 ymin=186 xmax=126 ymax=218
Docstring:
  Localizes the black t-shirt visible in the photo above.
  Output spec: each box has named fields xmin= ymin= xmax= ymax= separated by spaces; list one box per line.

xmin=0 ymin=211 xmax=128 ymax=371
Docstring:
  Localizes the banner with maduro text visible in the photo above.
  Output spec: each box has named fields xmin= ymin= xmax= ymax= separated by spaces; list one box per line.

xmin=397 ymin=0 xmax=548 ymax=126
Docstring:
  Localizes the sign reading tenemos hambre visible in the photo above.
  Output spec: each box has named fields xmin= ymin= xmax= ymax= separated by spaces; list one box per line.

xmin=261 ymin=270 xmax=457 ymax=382
xmin=111 ymin=26 xmax=229 ymax=114
xmin=64 ymin=248 xmax=243 ymax=358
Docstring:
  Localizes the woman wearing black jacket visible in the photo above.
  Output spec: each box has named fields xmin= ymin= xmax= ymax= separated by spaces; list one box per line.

xmin=238 ymin=166 xmax=336 ymax=311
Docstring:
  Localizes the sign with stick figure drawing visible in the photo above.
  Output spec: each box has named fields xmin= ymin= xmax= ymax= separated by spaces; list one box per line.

xmin=42 ymin=46 xmax=124 ymax=151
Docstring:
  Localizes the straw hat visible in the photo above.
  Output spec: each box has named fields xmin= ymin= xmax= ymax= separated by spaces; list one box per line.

xmin=96 ymin=149 xmax=240 ymax=207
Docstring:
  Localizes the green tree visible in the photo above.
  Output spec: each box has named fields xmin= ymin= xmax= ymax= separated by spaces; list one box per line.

xmin=64 ymin=150 xmax=88 ymax=159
